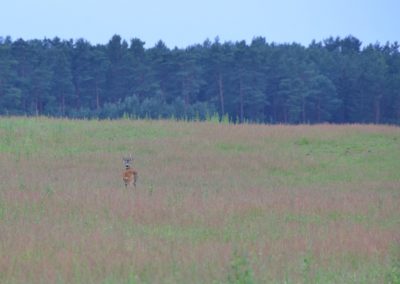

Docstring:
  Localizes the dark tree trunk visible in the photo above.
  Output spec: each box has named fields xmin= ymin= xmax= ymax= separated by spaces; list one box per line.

xmin=218 ymin=72 xmax=225 ymax=115
xmin=239 ymin=78 xmax=244 ymax=123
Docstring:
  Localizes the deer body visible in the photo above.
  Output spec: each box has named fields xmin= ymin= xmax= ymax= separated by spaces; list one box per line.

xmin=123 ymin=156 xmax=138 ymax=188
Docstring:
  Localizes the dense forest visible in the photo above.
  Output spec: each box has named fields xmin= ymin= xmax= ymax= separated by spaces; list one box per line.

xmin=0 ymin=35 xmax=399 ymax=124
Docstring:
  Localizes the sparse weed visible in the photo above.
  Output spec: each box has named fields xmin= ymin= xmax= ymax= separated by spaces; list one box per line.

xmin=386 ymin=244 xmax=400 ymax=284
xmin=227 ymin=250 xmax=255 ymax=284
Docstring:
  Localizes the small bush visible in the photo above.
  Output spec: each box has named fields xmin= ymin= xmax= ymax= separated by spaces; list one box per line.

xmin=386 ymin=245 xmax=400 ymax=284
xmin=227 ymin=250 xmax=255 ymax=284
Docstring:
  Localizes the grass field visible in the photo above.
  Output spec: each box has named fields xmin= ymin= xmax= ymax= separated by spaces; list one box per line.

xmin=0 ymin=117 xmax=399 ymax=283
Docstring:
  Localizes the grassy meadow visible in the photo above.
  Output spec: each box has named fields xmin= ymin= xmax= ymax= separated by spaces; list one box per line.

xmin=0 ymin=117 xmax=399 ymax=283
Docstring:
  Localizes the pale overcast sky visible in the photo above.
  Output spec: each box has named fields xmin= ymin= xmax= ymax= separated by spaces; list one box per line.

xmin=1 ymin=0 xmax=399 ymax=48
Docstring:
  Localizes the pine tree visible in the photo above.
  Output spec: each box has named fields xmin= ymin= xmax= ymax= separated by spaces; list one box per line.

xmin=50 ymin=40 xmax=74 ymax=116
xmin=0 ymin=38 xmax=22 ymax=114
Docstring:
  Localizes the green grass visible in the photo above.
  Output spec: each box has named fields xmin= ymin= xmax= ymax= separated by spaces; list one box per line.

xmin=0 ymin=117 xmax=173 ymax=157
xmin=0 ymin=117 xmax=399 ymax=283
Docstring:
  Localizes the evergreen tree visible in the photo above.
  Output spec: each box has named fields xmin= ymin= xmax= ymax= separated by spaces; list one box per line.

xmin=106 ymin=35 xmax=131 ymax=103
xmin=359 ymin=45 xmax=388 ymax=123
xmin=203 ymin=37 xmax=232 ymax=117
xmin=88 ymin=47 xmax=109 ymax=111
xmin=128 ymin=38 xmax=150 ymax=101
xmin=175 ymin=46 xmax=205 ymax=116
xmin=0 ymin=35 xmax=399 ymax=124
xmin=49 ymin=39 xmax=74 ymax=116
xmin=0 ymin=38 xmax=22 ymax=114
xmin=307 ymin=74 xmax=340 ymax=122
xmin=71 ymin=39 xmax=93 ymax=110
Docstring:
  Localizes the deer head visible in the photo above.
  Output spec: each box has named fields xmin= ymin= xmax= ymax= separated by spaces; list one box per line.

xmin=123 ymin=154 xmax=134 ymax=169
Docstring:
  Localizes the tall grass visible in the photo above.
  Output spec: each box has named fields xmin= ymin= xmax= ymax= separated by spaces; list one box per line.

xmin=0 ymin=117 xmax=399 ymax=283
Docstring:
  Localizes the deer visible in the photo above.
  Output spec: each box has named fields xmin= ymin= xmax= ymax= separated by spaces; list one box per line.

xmin=122 ymin=155 xmax=138 ymax=188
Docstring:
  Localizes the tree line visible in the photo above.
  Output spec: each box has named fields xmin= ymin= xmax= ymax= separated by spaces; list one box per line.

xmin=0 ymin=35 xmax=399 ymax=124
